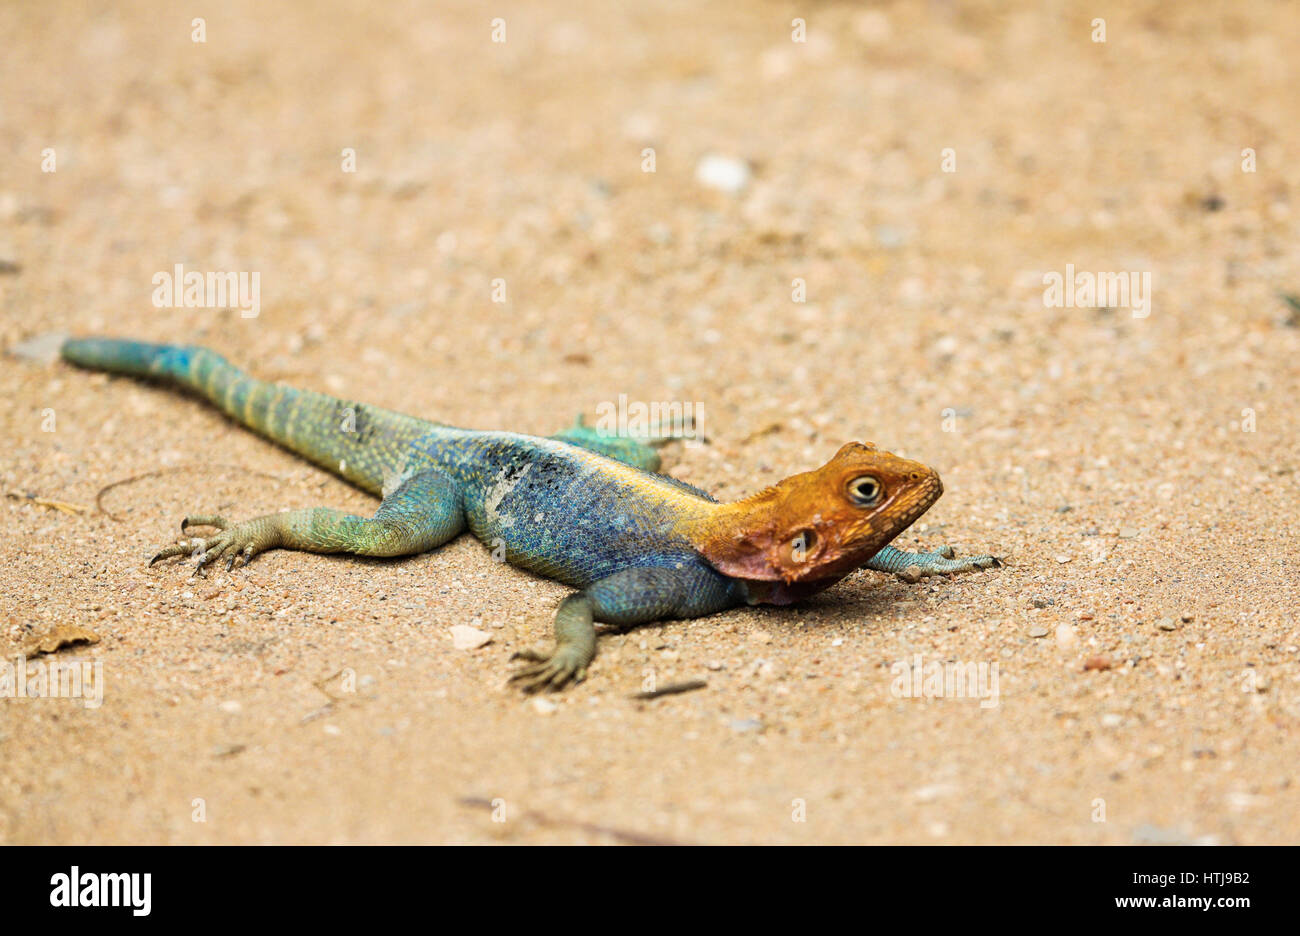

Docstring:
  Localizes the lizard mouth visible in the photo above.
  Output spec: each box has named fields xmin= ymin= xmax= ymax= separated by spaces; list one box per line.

xmin=734 ymin=576 xmax=840 ymax=606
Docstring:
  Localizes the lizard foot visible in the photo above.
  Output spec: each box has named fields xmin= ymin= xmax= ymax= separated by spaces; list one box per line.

xmin=896 ymin=548 xmax=1002 ymax=584
xmin=149 ymin=514 xmax=271 ymax=573
xmin=508 ymin=646 xmax=588 ymax=694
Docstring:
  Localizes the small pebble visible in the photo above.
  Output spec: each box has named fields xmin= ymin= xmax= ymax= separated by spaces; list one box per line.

xmin=8 ymin=331 xmax=66 ymax=362
xmin=450 ymin=624 xmax=492 ymax=650
xmin=695 ymin=154 xmax=751 ymax=194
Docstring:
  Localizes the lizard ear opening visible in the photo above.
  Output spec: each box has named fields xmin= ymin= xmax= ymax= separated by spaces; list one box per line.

xmin=790 ymin=528 xmax=818 ymax=564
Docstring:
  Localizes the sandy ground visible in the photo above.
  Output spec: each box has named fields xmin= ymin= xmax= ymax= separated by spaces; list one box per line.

xmin=2 ymin=0 xmax=1298 ymax=844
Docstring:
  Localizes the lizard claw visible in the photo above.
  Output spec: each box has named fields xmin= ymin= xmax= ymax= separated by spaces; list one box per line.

xmin=149 ymin=538 xmax=203 ymax=567
xmin=508 ymin=646 xmax=588 ymax=693
xmin=150 ymin=516 xmax=272 ymax=573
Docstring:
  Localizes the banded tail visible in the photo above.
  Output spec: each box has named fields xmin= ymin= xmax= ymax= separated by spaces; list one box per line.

xmin=61 ymin=337 xmax=432 ymax=494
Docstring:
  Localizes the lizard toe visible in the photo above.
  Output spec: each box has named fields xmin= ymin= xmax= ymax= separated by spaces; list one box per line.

xmin=509 ymin=647 xmax=587 ymax=693
xmin=149 ymin=538 xmax=202 ymax=567
xmin=182 ymin=514 xmax=230 ymax=533
xmin=194 ymin=535 xmax=234 ymax=572
xmin=509 ymin=649 xmax=549 ymax=664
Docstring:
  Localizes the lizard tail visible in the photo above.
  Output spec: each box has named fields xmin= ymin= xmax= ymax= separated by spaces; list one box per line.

xmin=61 ymin=338 xmax=255 ymax=414
xmin=61 ymin=337 xmax=428 ymax=494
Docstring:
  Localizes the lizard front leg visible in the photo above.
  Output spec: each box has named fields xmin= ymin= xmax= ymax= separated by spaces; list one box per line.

xmin=509 ymin=563 xmax=735 ymax=693
xmin=149 ymin=469 xmax=464 ymax=572
xmin=865 ymin=543 xmax=1001 ymax=584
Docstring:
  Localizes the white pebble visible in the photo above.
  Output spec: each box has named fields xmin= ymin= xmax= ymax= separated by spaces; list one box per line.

xmin=695 ymin=155 xmax=751 ymax=194
xmin=450 ymin=624 xmax=492 ymax=650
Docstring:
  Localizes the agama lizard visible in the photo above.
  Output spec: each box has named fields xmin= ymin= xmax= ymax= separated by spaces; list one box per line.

xmin=61 ymin=337 xmax=1001 ymax=692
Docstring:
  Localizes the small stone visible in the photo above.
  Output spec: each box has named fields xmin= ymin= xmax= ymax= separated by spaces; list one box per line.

xmin=531 ymin=698 xmax=558 ymax=715
xmin=1054 ymin=554 xmax=1072 ymax=564
xmin=695 ymin=154 xmax=751 ymax=194
xmin=1083 ymin=655 xmax=1114 ymax=671
xmin=1155 ymin=618 xmax=1178 ymax=632
xmin=874 ymin=225 xmax=907 ymax=249
xmin=219 ymin=700 xmax=241 ymax=713
xmin=1055 ymin=623 xmax=1078 ymax=649
xmin=1031 ymin=597 xmax=1050 ymax=609
xmin=450 ymin=624 xmax=492 ymax=650
xmin=729 ymin=717 xmax=762 ymax=733
xmin=913 ymin=783 xmax=957 ymax=802
xmin=646 ymin=222 xmax=672 ymax=245
xmin=8 ymin=332 xmax=66 ymax=363
xmin=1225 ymin=792 xmax=1267 ymax=812
xmin=1118 ymin=527 xmax=1139 ymax=539
xmin=1028 ymin=625 xmax=1050 ymax=638
xmin=1100 ymin=713 xmax=1123 ymax=727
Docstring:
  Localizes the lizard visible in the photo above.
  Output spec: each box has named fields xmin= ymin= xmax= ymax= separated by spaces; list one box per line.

xmin=59 ymin=337 xmax=1001 ymax=692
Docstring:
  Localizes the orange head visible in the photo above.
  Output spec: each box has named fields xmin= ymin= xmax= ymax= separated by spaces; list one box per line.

xmin=688 ymin=442 xmax=943 ymax=603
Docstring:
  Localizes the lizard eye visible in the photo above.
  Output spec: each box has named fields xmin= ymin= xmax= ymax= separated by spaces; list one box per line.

xmin=847 ymin=475 xmax=883 ymax=507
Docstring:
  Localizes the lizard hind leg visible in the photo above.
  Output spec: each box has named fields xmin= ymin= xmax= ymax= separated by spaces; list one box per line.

xmin=549 ymin=414 xmax=665 ymax=472
xmin=148 ymin=468 xmax=465 ymax=573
